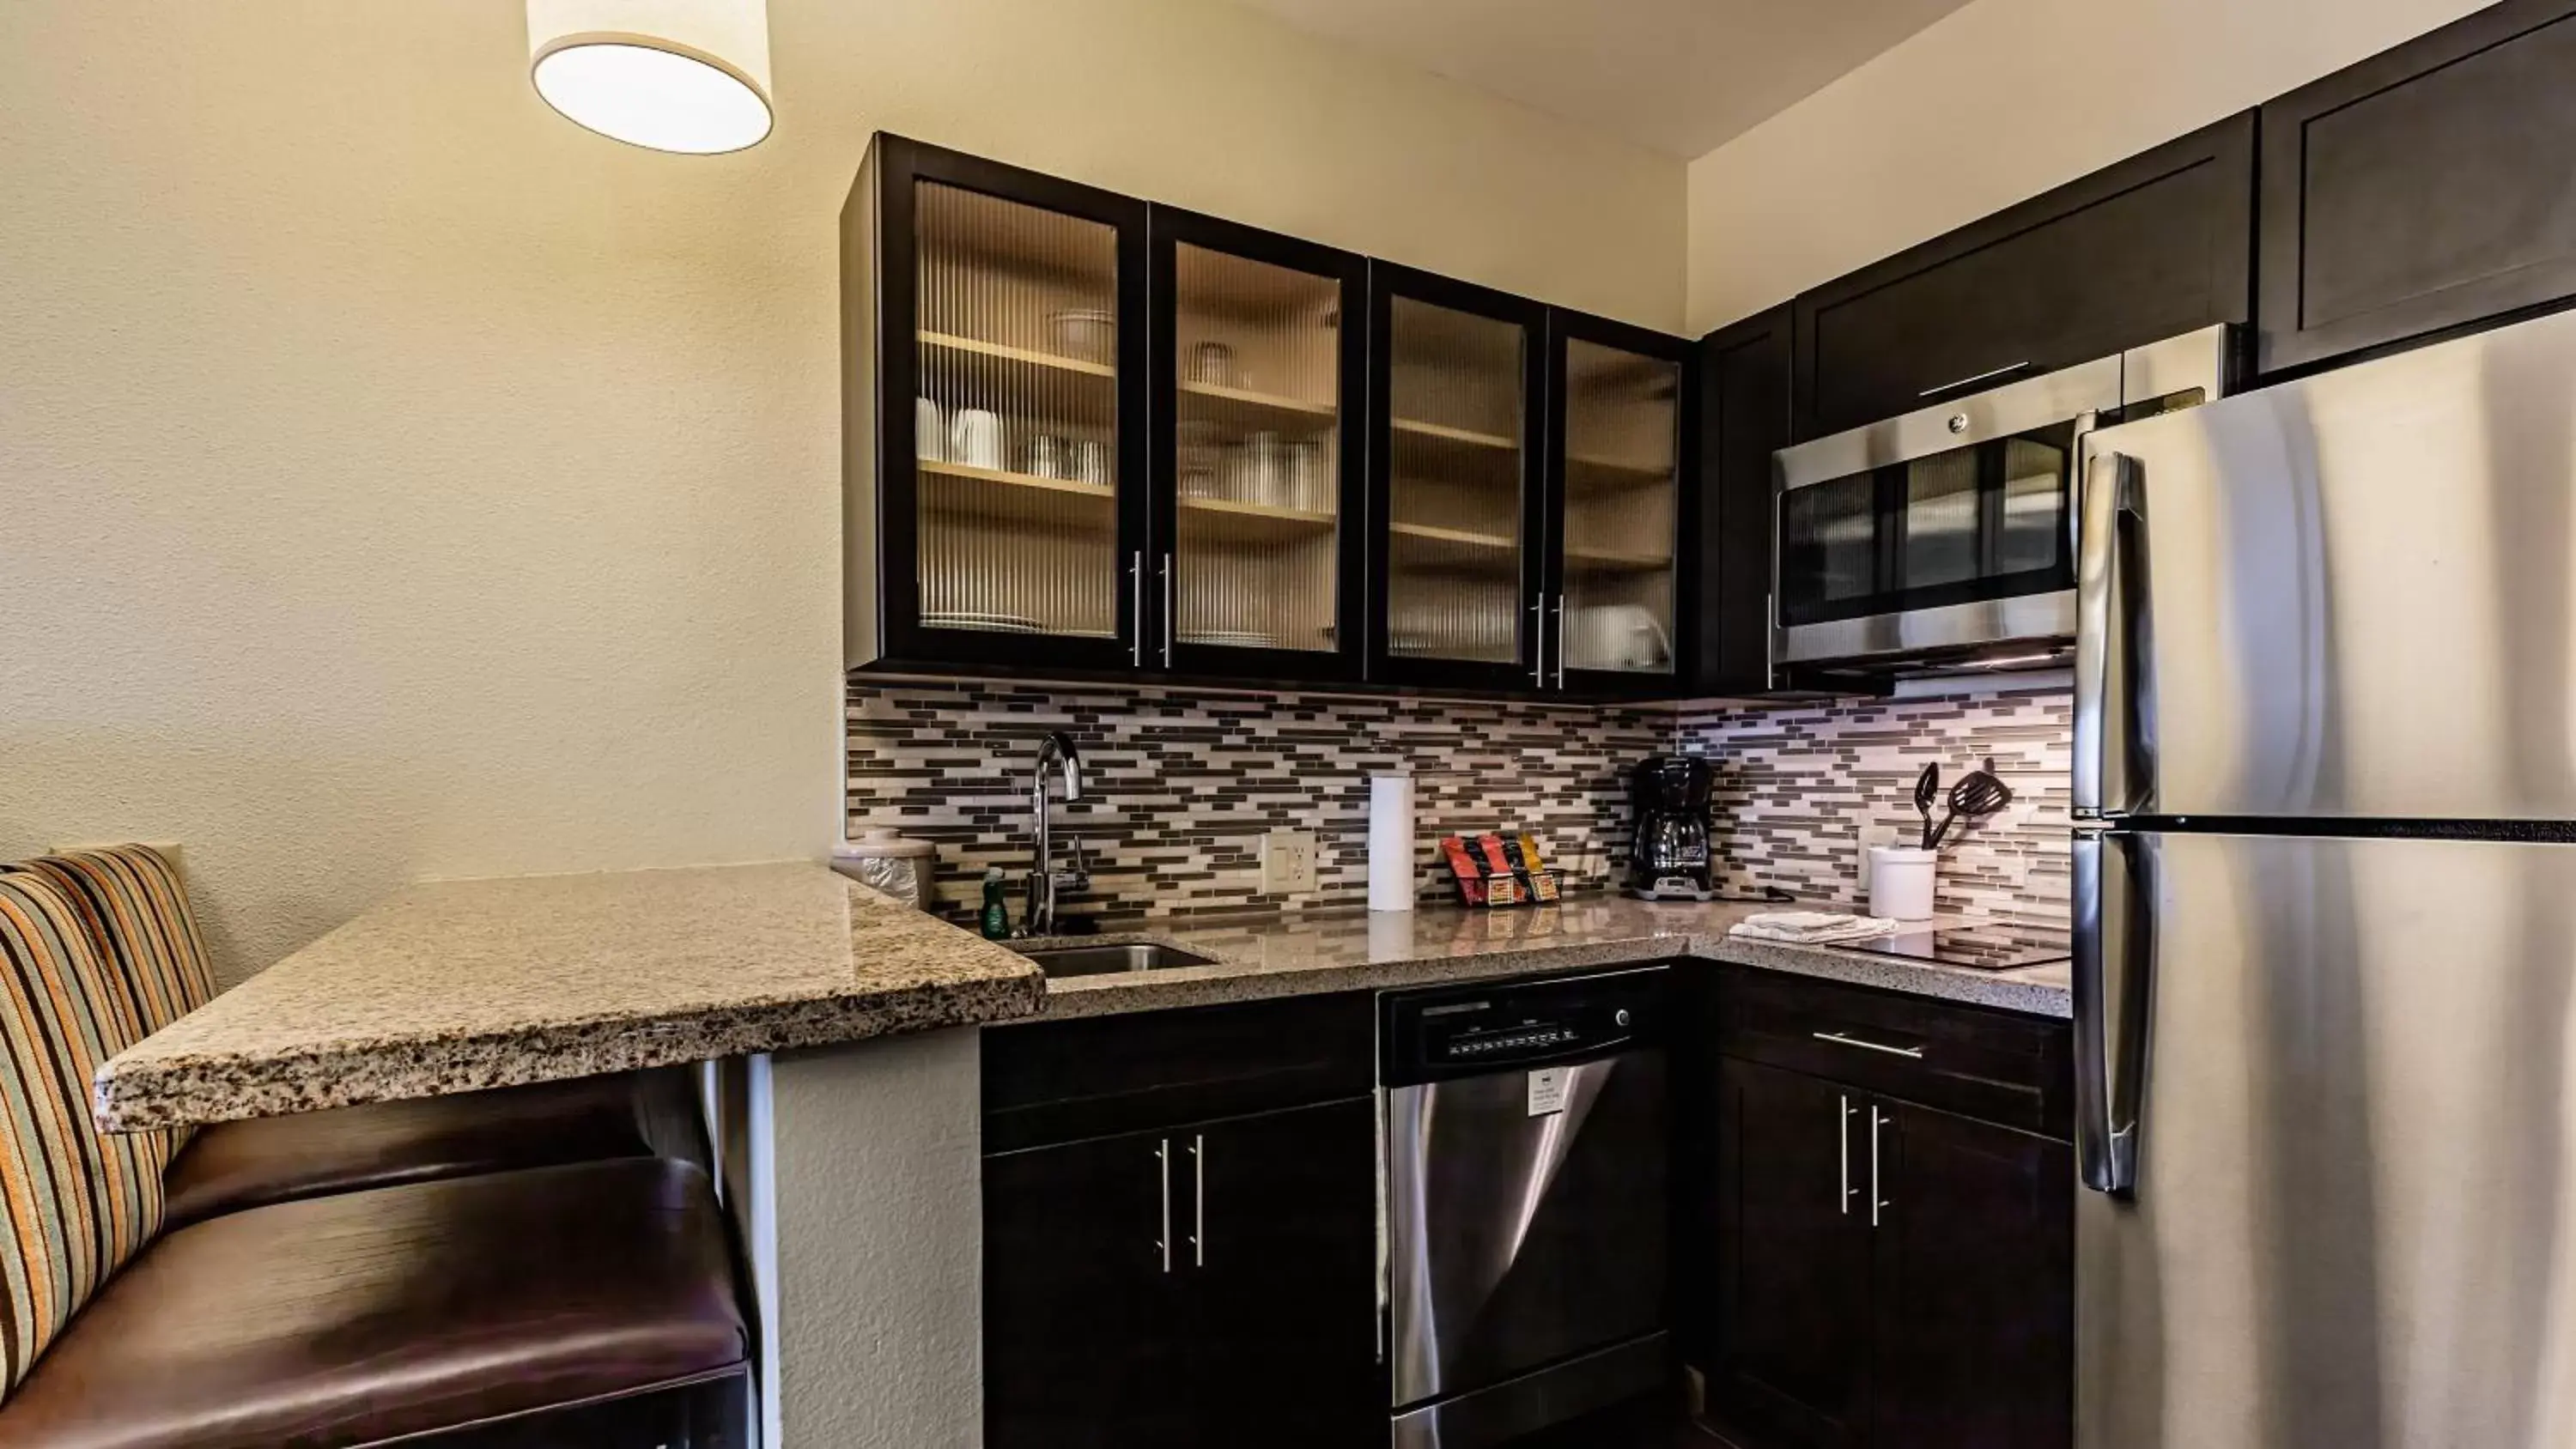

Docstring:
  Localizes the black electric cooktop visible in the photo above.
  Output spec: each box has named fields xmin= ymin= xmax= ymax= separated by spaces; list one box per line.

xmin=1844 ymin=919 xmax=2071 ymax=972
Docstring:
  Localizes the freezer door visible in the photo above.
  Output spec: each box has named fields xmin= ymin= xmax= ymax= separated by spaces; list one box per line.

xmin=2076 ymin=306 xmax=2576 ymax=820
xmin=2075 ymin=830 xmax=2576 ymax=1448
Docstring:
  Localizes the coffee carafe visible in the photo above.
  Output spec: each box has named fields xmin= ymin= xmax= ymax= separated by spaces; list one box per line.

xmin=1627 ymin=755 xmax=1714 ymax=901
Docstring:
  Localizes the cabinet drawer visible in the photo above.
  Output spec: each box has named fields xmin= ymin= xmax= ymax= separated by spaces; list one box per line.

xmin=982 ymin=991 xmax=1375 ymax=1153
xmin=1712 ymin=969 xmax=2069 ymax=1140
xmin=1794 ymin=112 xmax=2252 ymax=439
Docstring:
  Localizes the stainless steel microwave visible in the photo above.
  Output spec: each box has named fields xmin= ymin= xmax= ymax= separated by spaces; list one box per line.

xmin=1771 ymin=325 xmax=2233 ymax=682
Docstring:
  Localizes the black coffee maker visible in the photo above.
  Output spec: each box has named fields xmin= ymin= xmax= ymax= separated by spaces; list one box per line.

xmin=1628 ymin=755 xmax=1714 ymax=900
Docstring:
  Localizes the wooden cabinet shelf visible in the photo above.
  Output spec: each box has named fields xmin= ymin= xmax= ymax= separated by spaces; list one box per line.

xmin=1177 ymin=495 xmax=1339 ymax=546
xmin=1178 ymin=380 xmax=1337 ymax=433
xmin=920 ymin=458 xmax=1117 ymax=500
xmin=919 ymin=330 xmax=1115 ymax=379
xmin=1566 ymin=453 xmax=1674 ymax=488
xmin=1566 ymin=545 xmax=1674 ymax=572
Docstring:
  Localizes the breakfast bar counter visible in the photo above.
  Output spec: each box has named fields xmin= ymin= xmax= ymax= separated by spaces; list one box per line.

xmin=90 ymin=861 xmax=1043 ymax=1131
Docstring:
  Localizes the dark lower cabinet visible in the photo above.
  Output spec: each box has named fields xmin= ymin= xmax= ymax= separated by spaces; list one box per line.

xmin=1710 ymin=1058 xmax=1874 ymax=1449
xmin=986 ymin=1125 xmax=1194 ymax=1449
xmin=984 ymin=995 xmax=1381 ymax=1445
xmin=983 ymin=1094 xmax=1381 ymax=1449
xmin=1185 ymin=1099 xmax=1382 ymax=1449
xmin=1692 ymin=974 xmax=2073 ymax=1449
xmin=2259 ymin=0 xmax=2576 ymax=376
xmin=1867 ymin=1102 xmax=2073 ymax=1449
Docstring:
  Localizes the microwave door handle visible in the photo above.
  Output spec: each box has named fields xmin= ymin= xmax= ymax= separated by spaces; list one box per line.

xmin=2073 ymin=828 xmax=2154 ymax=1196
xmin=2075 ymin=451 xmax=2151 ymax=816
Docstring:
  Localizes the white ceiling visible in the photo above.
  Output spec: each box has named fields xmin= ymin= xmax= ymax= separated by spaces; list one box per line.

xmin=1230 ymin=0 xmax=1975 ymax=159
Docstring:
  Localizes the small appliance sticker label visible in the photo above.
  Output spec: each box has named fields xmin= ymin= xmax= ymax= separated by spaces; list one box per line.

xmin=1528 ymin=1067 xmax=1569 ymax=1117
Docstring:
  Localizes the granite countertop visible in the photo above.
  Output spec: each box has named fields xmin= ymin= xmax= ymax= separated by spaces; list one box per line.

xmin=1029 ymin=896 xmax=2073 ymax=1022
xmin=91 ymin=862 xmax=1043 ymax=1131
xmin=95 ymin=866 xmax=2066 ymax=1133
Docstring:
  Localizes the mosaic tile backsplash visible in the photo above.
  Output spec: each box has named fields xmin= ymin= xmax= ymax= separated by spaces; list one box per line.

xmin=846 ymin=678 xmax=2074 ymax=931
xmin=1676 ymin=682 xmax=2074 ymax=929
xmin=847 ymin=682 xmax=1668 ymax=927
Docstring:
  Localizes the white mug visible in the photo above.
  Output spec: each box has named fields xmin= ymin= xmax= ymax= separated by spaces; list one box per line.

xmin=949 ymin=409 xmax=1003 ymax=470
xmin=914 ymin=397 xmax=945 ymax=462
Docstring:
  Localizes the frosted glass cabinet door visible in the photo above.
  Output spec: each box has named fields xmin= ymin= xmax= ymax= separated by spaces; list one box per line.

xmin=1368 ymin=267 xmax=1546 ymax=689
xmin=911 ymin=179 xmax=1129 ymax=645
xmin=1151 ymin=211 xmax=1367 ymax=682
xmin=1555 ymin=336 xmax=1682 ymax=682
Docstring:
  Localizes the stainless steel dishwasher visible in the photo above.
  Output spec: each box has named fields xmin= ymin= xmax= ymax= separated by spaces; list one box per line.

xmin=1381 ymin=966 xmax=1669 ymax=1448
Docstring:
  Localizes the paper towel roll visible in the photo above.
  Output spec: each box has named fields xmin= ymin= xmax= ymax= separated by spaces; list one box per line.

xmin=1369 ymin=773 xmax=1416 ymax=912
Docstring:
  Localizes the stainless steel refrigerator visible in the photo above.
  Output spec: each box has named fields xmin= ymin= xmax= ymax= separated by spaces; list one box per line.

xmin=2071 ymin=308 xmax=2576 ymax=1448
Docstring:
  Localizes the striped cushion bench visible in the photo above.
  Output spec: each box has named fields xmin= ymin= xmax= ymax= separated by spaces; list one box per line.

xmin=0 ymin=870 xmax=164 ymax=1391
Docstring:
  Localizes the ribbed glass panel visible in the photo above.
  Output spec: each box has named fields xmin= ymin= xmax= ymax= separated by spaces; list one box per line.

xmin=1385 ymin=298 xmax=1525 ymax=663
xmin=1559 ymin=340 xmax=1680 ymax=675
xmin=913 ymin=181 xmax=1120 ymax=640
xmin=1173 ymin=245 xmax=1341 ymax=652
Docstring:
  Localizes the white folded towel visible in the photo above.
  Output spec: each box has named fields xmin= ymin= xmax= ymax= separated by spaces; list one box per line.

xmin=1728 ymin=911 xmax=1901 ymax=946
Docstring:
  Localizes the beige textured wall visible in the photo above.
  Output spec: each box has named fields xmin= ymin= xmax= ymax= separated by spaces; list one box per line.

xmin=1685 ymin=0 xmax=2492 ymax=333
xmin=0 ymin=0 xmax=1682 ymax=985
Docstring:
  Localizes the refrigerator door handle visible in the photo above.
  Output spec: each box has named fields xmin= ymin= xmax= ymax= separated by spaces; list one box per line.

xmin=2074 ymin=451 xmax=2152 ymax=818
xmin=2073 ymin=828 xmax=2154 ymax=1196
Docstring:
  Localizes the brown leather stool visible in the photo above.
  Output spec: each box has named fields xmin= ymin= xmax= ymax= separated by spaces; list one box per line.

xmin=0 ymin=1158 xmax=750 ymax=1449
xmin=158 ymin=1065 xmax=708 ymax=1230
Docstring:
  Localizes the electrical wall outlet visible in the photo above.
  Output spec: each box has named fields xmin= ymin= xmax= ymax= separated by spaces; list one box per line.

xmin=1261 ymin=829 xmax=1318 ymax=894
xmin=1856 ymin=825 xmax=1899 ymax=889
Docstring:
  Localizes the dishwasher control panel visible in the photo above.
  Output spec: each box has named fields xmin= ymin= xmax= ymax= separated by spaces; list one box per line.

xmin=1380 ymin=967 xmax=1667 ymax=1086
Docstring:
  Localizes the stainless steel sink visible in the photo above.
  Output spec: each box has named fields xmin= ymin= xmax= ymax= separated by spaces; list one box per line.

xmin=1013 ymin=942 xmax=1218 ymax=979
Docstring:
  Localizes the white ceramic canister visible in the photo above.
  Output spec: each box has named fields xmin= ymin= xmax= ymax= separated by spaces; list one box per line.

xmin=1866 ymin=846 xmax=1938 ymax=922
xmin=833 ymin=828 xmax=939 ymax=911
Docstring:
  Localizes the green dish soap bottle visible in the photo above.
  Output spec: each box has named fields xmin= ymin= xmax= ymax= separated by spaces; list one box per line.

xmin=980 ymin=865 xmax=1012 ymax=941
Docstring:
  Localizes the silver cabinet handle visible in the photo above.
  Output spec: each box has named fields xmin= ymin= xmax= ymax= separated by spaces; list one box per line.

xmin=1918 ymin=360 xmax=2031 ymax=398
xmin=2075 ymin=451 xmax=2153 ymax=817
xmin=1128 ymin=552 xmax=1144 ymax=666
xmin=1551 ymin=594 xmax=1566 ymax=688
xmin=1870 ymin=1106 xmax=1889 ymax=1227
xmin=1529 ymin=595 xmax=1546 ymax=685
xmin=1838 ymin=1094 xmax=1855 ymax=1215
xmin=1188 ymin=1133 xmax=1205 ymax=1268
xmin=1813 ymin=1030 xmax=1923 ymax=1059
xmin=1159 ymin=555 xmax=1175 ymax=667
xmin=1155 ymin=1138 xmax=1172 ymax=1273
xmin=2074 ymin=828 xmax=2154 ymax=1197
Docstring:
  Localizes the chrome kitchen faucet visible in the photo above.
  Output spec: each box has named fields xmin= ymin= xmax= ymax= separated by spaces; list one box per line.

xmin=1020 ymin=731 xmax=1090 ymax=937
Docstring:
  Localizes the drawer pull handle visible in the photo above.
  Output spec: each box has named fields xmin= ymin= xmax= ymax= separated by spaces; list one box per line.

xmin=1814 ymin=1030 xmax=1924 ymax=1059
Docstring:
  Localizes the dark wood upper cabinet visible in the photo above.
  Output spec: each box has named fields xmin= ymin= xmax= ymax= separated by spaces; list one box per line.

xmin=1693 ymin=304 xmax=1793 ymax=697
xmin=1364 ymin=262 xmax=1552 ymax=694
xmin=2258 ymin=0 xmax=2576 ymax=376
xmin=1793 ymin=112 xmax=2255 ymax=440
xmin=1545 ymin=308 xmax=1696 ymax=700
xmin=1148 ymin=206 xmax=1370 ymax=685
xmin=845 ymin=134 xmax=1153 ymax=677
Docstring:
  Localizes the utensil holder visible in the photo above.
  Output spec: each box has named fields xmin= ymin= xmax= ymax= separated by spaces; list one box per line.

xmin=1867 ymin=846 xmax=1937 ymax=921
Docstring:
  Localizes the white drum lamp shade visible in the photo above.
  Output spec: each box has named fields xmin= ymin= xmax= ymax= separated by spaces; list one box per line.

xmin=527 ymin=0 xmax=773 ymax=154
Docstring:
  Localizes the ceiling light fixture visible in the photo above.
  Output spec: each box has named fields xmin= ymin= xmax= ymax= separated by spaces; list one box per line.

xmin=527 ymin=0 xmax=774 ymax=155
